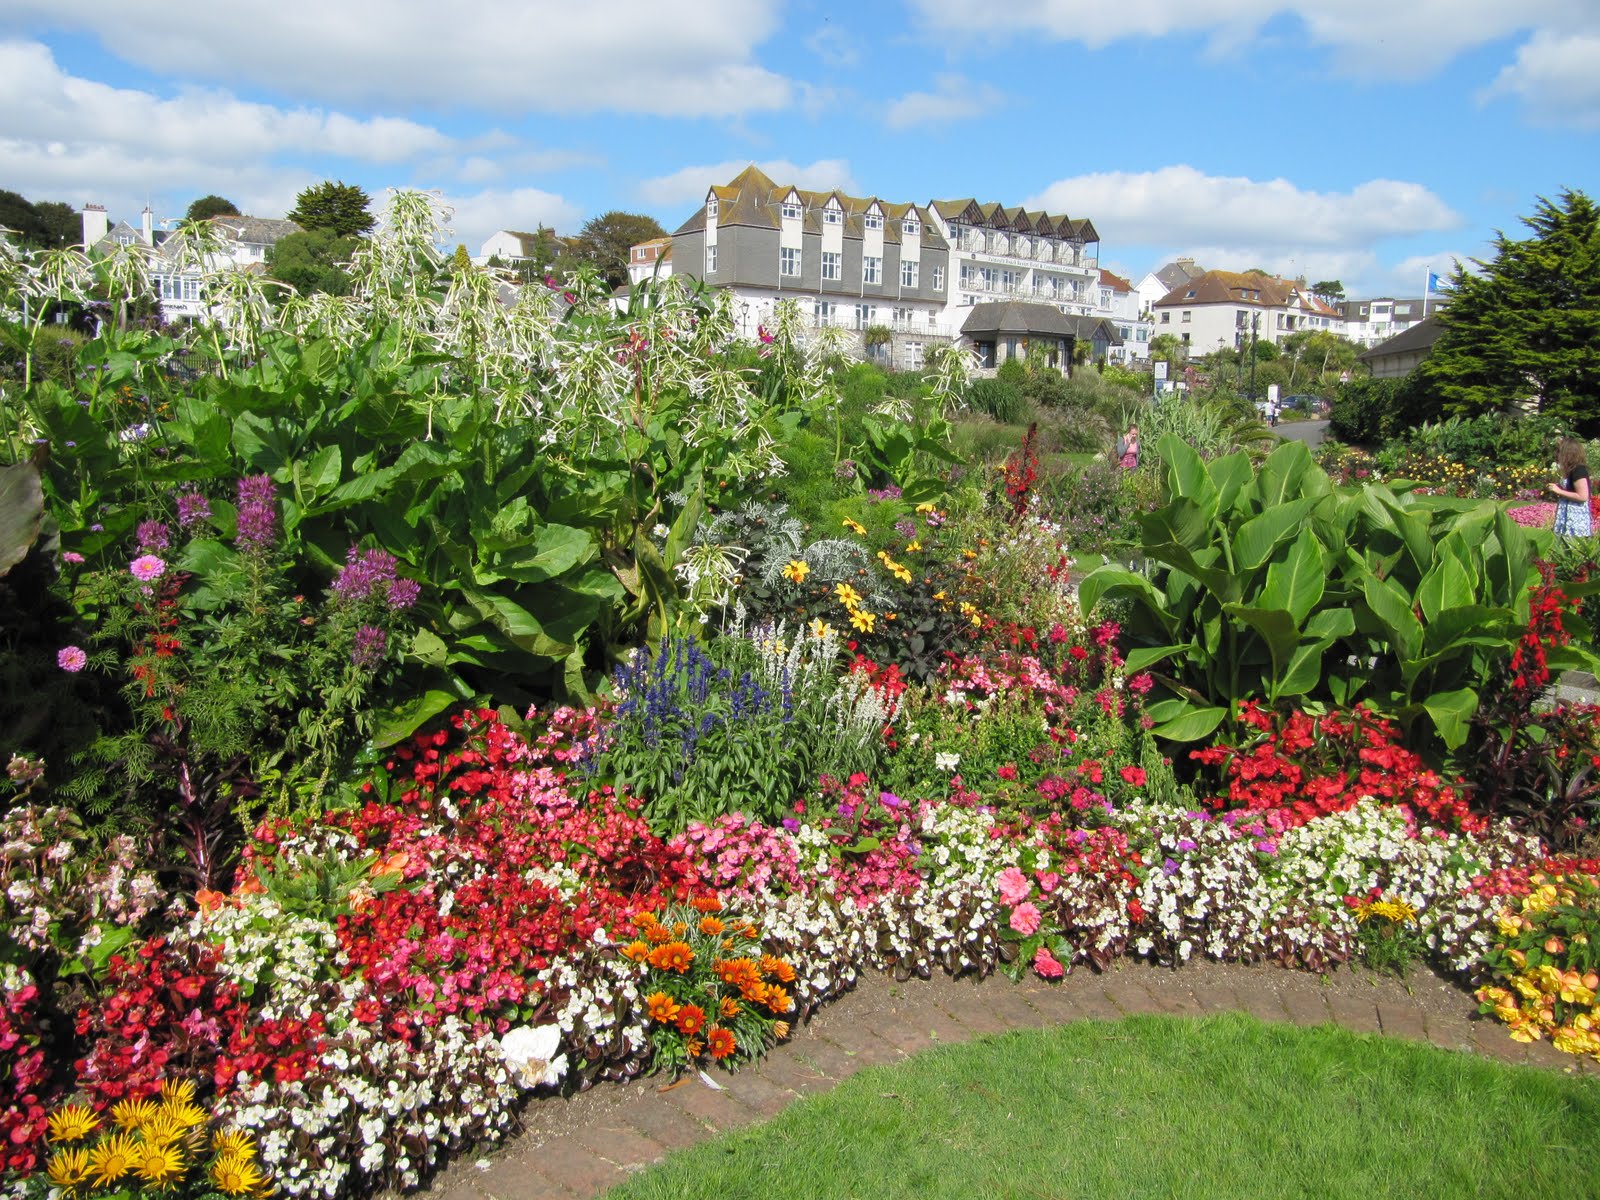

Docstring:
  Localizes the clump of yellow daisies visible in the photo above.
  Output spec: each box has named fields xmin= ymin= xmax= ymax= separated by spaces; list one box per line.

xmin=39 ymin=1080 xmax=271 ymax=1198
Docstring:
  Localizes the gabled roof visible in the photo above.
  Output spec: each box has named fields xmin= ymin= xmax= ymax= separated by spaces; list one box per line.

xmin=210 ymin=215 xmax=300 ymax=245
xmin=1098 ymin=269 xmax=1134 ymax=293
xmin=1154 ymin=269 xmax=1289 ymax=308
xmin=676 ymin=169 xmax=952 ymax=249
xmin=1357 ymin=315 xmax=1444 ymax=362
xmin=1152 ymin=259 xmax=1204 ymax=289
xmin=960 ymin=301 xmax=1075 ymax=337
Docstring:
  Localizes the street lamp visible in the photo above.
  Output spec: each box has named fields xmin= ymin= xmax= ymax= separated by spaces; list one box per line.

xmin=1248 ymin=312 xmax=1260 ymax=408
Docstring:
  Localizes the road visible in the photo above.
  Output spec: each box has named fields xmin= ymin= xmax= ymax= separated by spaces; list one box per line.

xmin=1274 ymin=418 xmax=1330 ymax=449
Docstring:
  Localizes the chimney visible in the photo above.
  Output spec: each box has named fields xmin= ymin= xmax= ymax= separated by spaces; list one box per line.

xmin=82 ymin=203 xmax=108 ymax=247
xmin=141 ymin=206 xmax=154 ymax=247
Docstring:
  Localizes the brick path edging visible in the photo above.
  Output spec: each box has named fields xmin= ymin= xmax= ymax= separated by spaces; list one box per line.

xmin=425 ymin=959 xmax=1594 ymax=1200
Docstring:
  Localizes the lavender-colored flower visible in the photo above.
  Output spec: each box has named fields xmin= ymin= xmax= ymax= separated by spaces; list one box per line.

xmin=1162 ymin=858 xmax=1180 ymax=876
xmin=386 ymin=577 xmax=421 ymax=611
xmin=175 ymin=491 xmax=212 ymax=529
xmin=57 ymin=646 xmax=88 ymax=673
xmin=894 ymin=519 xmax=916 ymax=539
xmin=118 ymin=422 xmax=153 ymax=443
xmin=351 ymin=624 xmax=387 ymax=671
xmin=130 ymin=554 xmax=166 ymax=582
xmin=331 ymin=546 xmax=399 ymax=605
xmin=235 ymin=475 xmax=277 ymax=554
xmin=1175 ymin=838 xmax=1198 ymax=852
xmin=136 ymin=520 xmax=171 ymax=552
xmin=834 ymin=459 xmax=858 ymax=481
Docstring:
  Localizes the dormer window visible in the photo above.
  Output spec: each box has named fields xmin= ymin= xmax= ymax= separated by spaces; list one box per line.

xmin=706 ymin=197 xmax=718 ymax=217
xmin=1185 ymin=289 xmax=1196 ymax=298
xmin=902 ymin=218 xmax=919 ymax=236
xmin=781 ymin=200 xmax=802 ymax=220
xmin=864 ymin=211 xmax=883 ymax=230
xmin=824 ymin=205 xmax=842 ymax=225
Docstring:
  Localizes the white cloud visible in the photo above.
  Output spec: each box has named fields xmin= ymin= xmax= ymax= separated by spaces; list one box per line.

xmin=1482 ymin=31 xmax=1600 ymax=129
xmin=807 ymin=25 xmax=860 ymax=68
xmin=1027 ymin=166 xmax=1462 ymax=253
xmin=0 ymin=41 xmax=452 ymax=164
xmin=1 ymin=0 xmax=798 ymax=117
xmin=884 ymin=74 xmax=1004 ymax=130
xmin=636 ymin=159 xmax=859 ymax=210
xmin=435 ymin=187 xmax=584 ymax=251
xmin=910 ymin=0 xmax=1586 ymax=77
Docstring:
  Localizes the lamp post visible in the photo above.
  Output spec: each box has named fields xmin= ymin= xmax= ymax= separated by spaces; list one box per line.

xmin=1249 ymin=312 xmax=1260 ymax=407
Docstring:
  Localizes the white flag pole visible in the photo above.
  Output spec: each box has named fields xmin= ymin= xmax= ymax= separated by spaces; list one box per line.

xmin=1422 ymin=266 xmax=1430 ymax=318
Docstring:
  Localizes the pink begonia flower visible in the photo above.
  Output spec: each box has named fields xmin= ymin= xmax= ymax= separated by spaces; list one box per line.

xmin=1033 ymin=945 xmax=1065 ymax=979
xmin=1038 ymin=871 xmax=1061 ymax=894
xmin=997 ymin=866 xmax=1031 ymax=906
xmin=1009 ymin=901 xmax=1042 ymax=936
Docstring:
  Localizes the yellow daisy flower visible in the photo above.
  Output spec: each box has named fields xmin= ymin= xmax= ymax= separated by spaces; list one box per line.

xmin=47 ymin=1104 xmax=100 ymax=1143
xmin=111 ymin=1098 xmax=159 ymax=1133
xmin=905 ymin=539 xmax=922 ymax=552
xmin=88 ymin=1132 xmax=142 ymax=1187
xmin=842 ymin=518 xmax=866 ymax=535
xmin=781 ymin=559 xmax=810 ymax=583
xmin=849 ymin=609 xmax=877 ymax=633
xmin=46 ymin=1146 xmax=92 ymax=1191
xmin=161 ymin=1099 xmax=210 ymax=1130
xmin=134 ymin=1140 xmax=186 ymax=1188
xmin=211 ymin=1129 xmax=259 ymax=1160
xmin=833 ymin=582 xmax=862 ymax=607
xmin=808 ymin=619 xmax=836 ymax=640
xmin=211 ymin=1152 xmax=268 ymax=1197
xmin=158 ymin=1079 xmax=198 ymax=1107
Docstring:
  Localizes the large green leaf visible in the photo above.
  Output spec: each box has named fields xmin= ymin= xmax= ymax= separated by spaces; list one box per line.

xmin=1233 ymin=498 xmax=1319 ymax=571
xmin=0 ymin=461 xmax=44 ymax=577
xmin=1261 ymin=526 xmax=1326 ymax=624
xmin=1208 ymin=451 xmax=1255 ymax=515
xmin=1150 ymin=704 xmax=1228 ymax=742
xmin=1276 ymin=638 xmax=1333 ymax=699
xmin=1254 ymin=439 xmax=1315 ymax=507
xmin=1155 ymin=434 xmax=1217 ymax=511
xmin=1361 ymin=573 xmax=1423 ymax=661
xmin=479 ymin=523 xmax=593 ymax=585
xmin=1123 ymin=643 xmax=1195 ymax=673
xmin=1415 ymin=547 xmax=1475 ymax=623
xmin=1422 ymin=686 xmax=1478 ymax=750
xmin=1078 ymin=566 xmax=1177 ymax=636
xmin=372 ymin=689 xmax=463 ymax=748
xmin=1222 ymin=604 xmax=1300 ymax=677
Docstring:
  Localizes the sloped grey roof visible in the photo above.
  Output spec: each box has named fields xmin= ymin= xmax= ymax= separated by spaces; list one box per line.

xmin=960 ymin=301 xmax=1075 ymax=337
xmin=209 ymin=216 xmax=301 ymax=245
xmin=1357 ymin=315 xmax=1444 ymax=362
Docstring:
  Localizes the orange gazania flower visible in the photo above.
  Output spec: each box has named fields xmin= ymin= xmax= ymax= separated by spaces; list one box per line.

xmin=737 ymin=923 xmax=759 ymax=938
xmin=719 ymin=997 xmax=742 ymax=1019
xmin=685 ymin=1038 xmax=704 ymax=1059
xmin=715 ymin=958 xmax=759 ymax=988
xmin=676 ymin=1004 xmax=706 ymax=1035
xmin=647 ymin=941 xmax=694 ymax=973
xmin=645 ymin=992 xmax=682 ymax=1025
xmin=773 ymin=1020 xmax=791 ymax=1040
xmin=707 ymin=1028 xmax=737 ymax=1060
xmin=699 ymin=916 xmax=726 ymax=936
xmin=762 ymin=984 xmax=793 ymax=1014
xmin=672 ymin=922 xmax=688 ymax=938
xmin=759 ymin=954 xmax=796 ymax=983
xmin=620 ymin=940 xmax=650 ymax=962
xmin=692 ymin=895 xmax=723 ymax=914
xmin=645 ymin=923 xmax=672 ymax=943
xmin=195 ymin=889 xmax=230 ymax=915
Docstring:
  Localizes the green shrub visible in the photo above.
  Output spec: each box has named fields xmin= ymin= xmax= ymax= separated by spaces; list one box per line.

xmin=969 ymin=377 xmax=1029 ymax=424
xmin=996 ymin=358 xmax=1029 ymax=388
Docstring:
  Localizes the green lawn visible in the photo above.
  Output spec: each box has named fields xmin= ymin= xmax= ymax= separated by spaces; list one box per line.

xmin=604 ymin=1014 xmax=1600 ymax=1200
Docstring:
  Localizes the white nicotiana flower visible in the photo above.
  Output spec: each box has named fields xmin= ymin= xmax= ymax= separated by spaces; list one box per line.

xmin=934 ymin=751 xmax=961 ymax=772
xmin=497 ymin=1024 xmax=568 ymax=1090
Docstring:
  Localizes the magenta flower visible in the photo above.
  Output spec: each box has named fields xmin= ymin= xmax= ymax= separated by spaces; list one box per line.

xmin=351 ymin=624 xmax=387 ymax=671
xmin=62 ymin=551 xmax=85 ymax=565
xmin=331 ymin=545 xmax=399 ymax=605
xmin=235 ymin=475 xmax=277 ymax=554
xmin=175 ymin=491 xmax=212 ymax=529
xmin=997 ymin=865 xmax=1031 ymax=906
xmin=386 ymin=577 xmax=421 ymax=611
xmin=57 ymin=646 xmax=88 ymax=673
xmin=136 ymin=520 xmax=171 ymax=552
xmin=1033 ymin=945 xmax=1065 ymax=979
xmin=1009 ymin=901 xmax=1042 ymax=936
xmin=130 ymin=554 xmax=166 ymax=582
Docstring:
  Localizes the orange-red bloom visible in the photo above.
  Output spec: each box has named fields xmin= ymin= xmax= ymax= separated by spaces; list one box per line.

xmin=762 ymin=984 xmax=793 ymax=1014
xmin=699 ymin=916 xmax=726 ymax=936
xmin=691 ymin=895 xmax=723 ymax=914
xmin=676 ymin=1004 xmax=706 ymax=1035
xmin=647 ymin=941 xmax=694 ymax=973
xmin=645 ymin=992 xmax=681 ymax=1024
xmin=707 ymin=1028 xmax=737 ymax=1059
xmin=620 ymin=940 xmax=650 ymax=962
xmin=759 ymin=955 xmax=795 ymax=983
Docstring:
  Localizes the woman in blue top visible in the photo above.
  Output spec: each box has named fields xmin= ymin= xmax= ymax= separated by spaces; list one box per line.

xmin=1549 ymin=438 xmax=1592 ymax=539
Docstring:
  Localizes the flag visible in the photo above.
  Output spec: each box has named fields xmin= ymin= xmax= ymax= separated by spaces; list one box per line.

xmin=1426 ymin=271 xmax=1443 ymax=294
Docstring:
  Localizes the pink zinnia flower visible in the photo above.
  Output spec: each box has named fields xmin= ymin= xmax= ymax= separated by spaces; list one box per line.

xmin=997 ymin=866 xmax=1031 ymax=906
xmin=1033 ymin=945 xmax=1064 ymax=979
xmin=130 ymin=554 xmax=166 ymax=582
xmin=1009 ymin=902 xmax=1042 ymax=936
xmin=57 ymin=646 xmax=88 ymax=673
xmin=62 ymin=551 xmax=85 ymax=564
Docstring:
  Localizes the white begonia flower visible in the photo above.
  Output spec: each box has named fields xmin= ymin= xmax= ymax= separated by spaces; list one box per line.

xmin=934 ymin=751 xmax=961 ymax=772
xmin=498 ymin=1024 xmax=568 ymax=1090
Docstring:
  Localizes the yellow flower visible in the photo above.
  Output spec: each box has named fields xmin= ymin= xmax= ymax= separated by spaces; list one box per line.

xmin=47 ymin=1104 xmax=100 ymax=1143
xmin=140 ymin=1111 xmax=190 ymax=1148
xmin=914 ymin=502 xmax=936 ymax=514
xmin=46 ymin=1147 xmax=92 ymax=1191
xmin=88 ymin=1132 xmax=142 ymax=1186
xmin=111 ymin=1098 xmax=159 ymax=1132
xmin=211 ymin=1152 xmax=268 ymax=1197
xmin=842 ymin=518 xmax=866 ymax=535
xmin=849 ymin=609 xmax=877 ymax=633
xmin=781 ymin=559 xmax=810 ymax=583
xmin=932 ymin=590 xmax=947 ymax=601
xmin=158 ymin=1079 xmax=197 ymax=1107
xmin=212 ymin=1128 xmax=259 ymax=1161
xmin=134 ymin=1140 xmax=186 ymax=1188
xmin=833 ymin=582 xmax=862 ymax=607
xmin=808 ymin=618 xmax=836 ymax=640
xmin=905 ymin=539 xmax=922 ymax=552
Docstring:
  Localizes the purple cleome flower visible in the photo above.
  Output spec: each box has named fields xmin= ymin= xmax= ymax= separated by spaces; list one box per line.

xmin=351 ymin=625 xmax=388 ymax=671
xmin=235 ymin=475 xmax=277 ymax=554
xmin=331 ymin=546 xmax=399 ymax=605
xmin=136 ymin=520 xmax=171 ymax=552
xmin=386 ymin=577 xmax=421 ymax=612
xmin=175 ymin=491 xmax=212 ymax=529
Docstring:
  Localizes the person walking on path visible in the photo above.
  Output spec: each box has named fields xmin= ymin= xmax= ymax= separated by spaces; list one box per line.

xmin=1116 ymin=424 xmax=1140 ymax=470
xmin=1550 ymin=438 xmax=1592 ymax=538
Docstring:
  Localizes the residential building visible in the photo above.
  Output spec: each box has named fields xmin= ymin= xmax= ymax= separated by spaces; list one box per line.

xmin=1339 ymin=296 xmax=1435 ymax=348
xmin=1135 ymin=258 xmax=1204 ymax=321
xmin=1150 ymin=270 xmax=1344 ymax=356
xmin=626 ymin=236 xmax=673 ymax=285
xmin=1097 ymin=269 xmax=1152 ymax=362
xmin=477 ymin=226 xmax=575 ymax=270
xmin=81 ymin=203 xmax=301 ymax=321
xmin=1357 ymin=316 xmax=1443 ymax=379
xmin=663 ymin=165 xmax=1116 ymax=369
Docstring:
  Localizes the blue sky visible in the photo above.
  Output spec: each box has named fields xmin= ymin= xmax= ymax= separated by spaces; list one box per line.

xmin=2 ymin=0 xmax=1596 ymax=298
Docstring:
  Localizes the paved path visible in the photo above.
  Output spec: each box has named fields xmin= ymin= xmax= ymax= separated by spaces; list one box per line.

xmin=424 ymin=959 xmax=1592 ymax=1200
xmin=1273 ymin=418 xmax=1330 ymax=448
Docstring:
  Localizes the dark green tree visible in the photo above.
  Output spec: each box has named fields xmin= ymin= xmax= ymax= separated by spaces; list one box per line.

xmin=1420 ymin=189 xmax=1600 ymax=433
xmin=571 ymin=210 xmax=667 ymax=289
xmin=185 ymin=194 xmax=240 ymax=221
xmin=285 ymin=181 xmax=374 ymax=237
xmin=1309 ymin=279 xmax=1345 ymax=301
xmin=266 ymin=228 xmax=361 ymax=297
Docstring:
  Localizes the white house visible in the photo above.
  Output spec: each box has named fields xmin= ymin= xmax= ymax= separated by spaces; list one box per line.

xmin=1151 ymin=269 xmax=1345 ymax=356
xmin=1135 ymin=258 xmax=1203 ymax=321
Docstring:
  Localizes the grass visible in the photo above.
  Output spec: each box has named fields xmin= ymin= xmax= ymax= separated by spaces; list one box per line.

xmin=603 ymin=1013 xmax=1600 ymax=1200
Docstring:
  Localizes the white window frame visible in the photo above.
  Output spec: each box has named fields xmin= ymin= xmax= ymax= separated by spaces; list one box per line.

xmin=780 ymin=246 xmax=800 ymax=277
xmin=706 ymin=197 xmax=718 ymax=217
xmin=821 ymin=251 xmax=841 ymax=281
xmin=902 ymin=218 xmax=919 ymax=236
xmin=932 ymin=265 xmax=944 ymax=291
xmin=901 ymin=259 xmax=918 ymax=287
xmin=863 ymin=256 xmax=881 ymax=285
xmin=864 ymin=211 xmax=883 ymax=230
xmin=705 ymin=244 xmax=717 ymax=273
xmin=781 ymin=201 xmax=802 ymax=220
xmin=823 ymin=205 xmax=842 ymax=225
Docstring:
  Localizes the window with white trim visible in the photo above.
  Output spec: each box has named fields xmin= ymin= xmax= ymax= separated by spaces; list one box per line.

xmin=863 ymin=256 xmax=881 ymax=285
xmin=932 ymin=265 xmax=944 ymax=291
xmin=780 ymin=246 xmax=800 ymax=276
xmin=824 ymin=205 xmax=842 ymax=225
xmin=706 ymin=197 xmax=718 ymax=217
xmin=781 ymin=201 xmax=802 ymax=220
xmin=864 ymin=212 xmax=883 ymax=230
xmin=902 ymin=218 xmax=919 ymax=236
xmin=901 ymin=259 xmax=918 ymax=287
xmin=816 ymin=299 xmax=836 ymax=323
xmin=705 ymin=245 xmax=717 ymax=273
xmin=821 ymin=251 xmax=841 ymax=281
